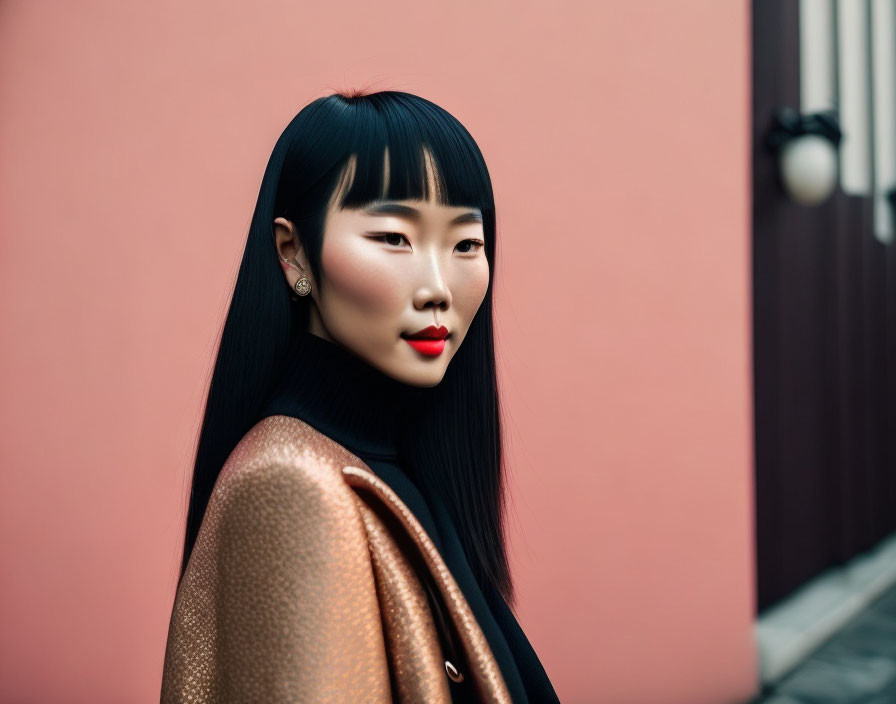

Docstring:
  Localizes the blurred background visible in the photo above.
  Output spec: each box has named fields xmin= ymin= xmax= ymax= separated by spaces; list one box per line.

xmin=747 ymin=2 xmax=896 ymax=703
xmin=0 ymin=0 xmax=893 ymax=702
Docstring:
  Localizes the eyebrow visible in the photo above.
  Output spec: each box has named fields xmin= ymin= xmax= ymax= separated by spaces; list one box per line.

xmin=362 ymin=202 xmax=483 ymax=225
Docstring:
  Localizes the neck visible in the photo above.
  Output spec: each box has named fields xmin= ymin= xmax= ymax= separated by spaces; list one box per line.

xmin=259 ymin=330 xmax=422 ymax=461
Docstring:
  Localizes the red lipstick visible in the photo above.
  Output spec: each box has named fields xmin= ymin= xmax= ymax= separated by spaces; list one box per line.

xmin=401 ymin=325 xmax=450 ymax=357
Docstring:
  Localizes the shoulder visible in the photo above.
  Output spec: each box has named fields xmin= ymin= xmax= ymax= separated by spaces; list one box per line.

xmin=194 ymin=416 xmax=374 ymax=570
xmin=166 ymin=423 xmax=391 ymax=703
xmin=210 ymin=415 xmax=362 ymax=523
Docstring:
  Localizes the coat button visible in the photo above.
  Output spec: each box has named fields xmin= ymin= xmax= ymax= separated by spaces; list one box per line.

xmin=445 ymin=660 xmax=465 ymax=683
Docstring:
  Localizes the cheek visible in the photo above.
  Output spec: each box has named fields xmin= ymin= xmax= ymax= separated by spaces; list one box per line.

xmin=320 ymin=242 xmax=406 ymax=314
xmin=455 ymin=261 xmax=490 ymax=313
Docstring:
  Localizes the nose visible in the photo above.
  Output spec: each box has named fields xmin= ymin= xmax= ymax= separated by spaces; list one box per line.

xmin=413 ymin=255 xmax=452 ymax=312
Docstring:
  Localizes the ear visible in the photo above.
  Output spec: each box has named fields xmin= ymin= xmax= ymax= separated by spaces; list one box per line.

xmin=272 ymin=217 xmax=307 ymax=267
xmin=272 ymin=217 xmax=316 ymax=298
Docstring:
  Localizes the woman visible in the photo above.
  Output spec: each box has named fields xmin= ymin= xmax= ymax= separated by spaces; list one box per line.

xmin=161 ymin=89 xmax=560 ymax=703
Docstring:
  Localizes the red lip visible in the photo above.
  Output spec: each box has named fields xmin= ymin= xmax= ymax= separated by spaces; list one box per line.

xmin=403 ymin=337 xmax=447 ymax=357
xmin=401 ymin=325 xmax=449 ymax=340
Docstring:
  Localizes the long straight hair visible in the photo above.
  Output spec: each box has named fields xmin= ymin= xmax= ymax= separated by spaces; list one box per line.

xmin=178 ymin=90 xmax=515 ymax=605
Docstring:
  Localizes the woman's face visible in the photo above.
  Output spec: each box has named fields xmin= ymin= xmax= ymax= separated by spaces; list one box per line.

xmin=274 ymin=156 xmax=490 ymax=388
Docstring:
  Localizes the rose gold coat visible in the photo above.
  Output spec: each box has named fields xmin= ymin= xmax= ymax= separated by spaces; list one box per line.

xmin=160 ymin=414 xmax=512 ymax=703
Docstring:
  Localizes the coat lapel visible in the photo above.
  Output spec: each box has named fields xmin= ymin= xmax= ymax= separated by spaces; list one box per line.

xmin=342 ymin=464 xmax=513 ymax=704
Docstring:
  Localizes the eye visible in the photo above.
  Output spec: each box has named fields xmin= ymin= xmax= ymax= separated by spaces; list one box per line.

xmin=456 ymin=239 xmax=485 ymax=254
xmin=370 ymin=232 xmax=411 ymax=248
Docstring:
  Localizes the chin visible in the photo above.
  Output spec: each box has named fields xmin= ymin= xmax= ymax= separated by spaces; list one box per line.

xmin=396 ymin=368 xmax=446 ymax=388
xmin=383 ymin=359 xmax=447 ymax=388
xmin=417 ymin=376 xmax=444 ymax=388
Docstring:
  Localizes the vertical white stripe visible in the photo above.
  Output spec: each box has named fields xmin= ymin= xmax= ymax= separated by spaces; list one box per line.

xmin=837 ymin=0 xmax=873 ymax=195
xmin=871 ymin=0 xmax=896 ymax=244
xmin=801 ymin=0 xmax=837 ymax=111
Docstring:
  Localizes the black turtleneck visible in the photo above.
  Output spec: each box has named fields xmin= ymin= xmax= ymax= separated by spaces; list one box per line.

xmin=257 ymin=330 xmax=560 ymax=704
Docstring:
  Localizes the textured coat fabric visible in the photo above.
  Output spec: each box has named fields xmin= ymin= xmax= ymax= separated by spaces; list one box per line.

xmin=161 ymin=415 xmax=513 ymax=702
xmin=163 ymin=330 xmax=560 ymax=703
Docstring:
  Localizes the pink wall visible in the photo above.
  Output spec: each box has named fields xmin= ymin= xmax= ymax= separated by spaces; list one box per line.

xmin=0 ymin=1 xmax=755 ymax=702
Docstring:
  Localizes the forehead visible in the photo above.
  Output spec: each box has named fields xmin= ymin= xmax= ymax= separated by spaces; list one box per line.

xmin=327 ymin=156 xmax=482 ymax=225
xmin=358 ymin=199 xmax=483 ymax=222
xmin=323 ymin=199 xmax=483 ymax=236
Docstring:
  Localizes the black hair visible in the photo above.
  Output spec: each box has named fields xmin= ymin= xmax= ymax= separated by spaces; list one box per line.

xmin=177 ymin=89 xmax=516 ymax=605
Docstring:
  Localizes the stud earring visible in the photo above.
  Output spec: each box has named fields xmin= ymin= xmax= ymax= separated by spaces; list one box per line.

xmin=280 ymin=256 xmax=312 ymax=296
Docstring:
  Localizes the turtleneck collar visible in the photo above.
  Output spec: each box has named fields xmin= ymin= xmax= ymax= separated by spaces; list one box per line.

xmin=259 ymin=330 xmax=420 ymax=461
